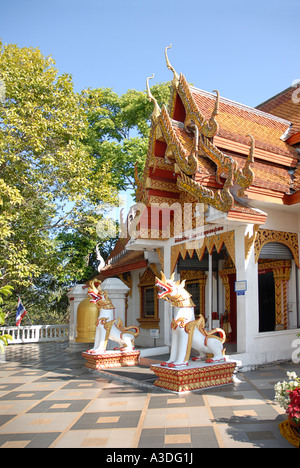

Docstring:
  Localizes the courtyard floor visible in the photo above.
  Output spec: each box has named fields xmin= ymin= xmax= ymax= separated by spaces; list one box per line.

xmin=0 ymin=342 xmax=298 ymax=449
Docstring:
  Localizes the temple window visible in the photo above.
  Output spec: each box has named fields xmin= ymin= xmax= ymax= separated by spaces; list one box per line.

xmin=142 ymin=286 xmax=156 ymax=318
xmin=179 ymin=270 xmax=207 ymax=319
xmin=138 ymin=268 xmax=159 ymax=329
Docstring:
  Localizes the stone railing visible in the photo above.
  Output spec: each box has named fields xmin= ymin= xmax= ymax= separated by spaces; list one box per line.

xmin=0 ymin=325 xmax=69 ymax=344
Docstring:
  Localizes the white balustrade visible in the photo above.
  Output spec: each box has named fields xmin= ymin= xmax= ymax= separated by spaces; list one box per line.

xmin=0 ymin=325 xmax=69 ymax=344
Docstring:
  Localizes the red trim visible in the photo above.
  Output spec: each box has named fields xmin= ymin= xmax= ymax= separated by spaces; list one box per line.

xmin=148 ymin=189 xmax=180 ymax=199
xmin=154 ymin=140 xmax=167 ymax=157
xmin=149 ymin=168 xmax=177 ymax=180
xmin=172 ymin=93 xmax=186 ymax=122
xmin=283 ymin=190 xmax=300 ymax=206
xmin=103 ymin=260 xmax=148 ymax=277
xmin=287 ymin=132 xmax=300 ymax=146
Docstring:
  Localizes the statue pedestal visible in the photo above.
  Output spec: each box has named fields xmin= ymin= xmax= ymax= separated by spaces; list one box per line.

xmin=82 ymin=350 xmax=140 ymax=370
xmin=150 ymin=360 xmax=239 ymax=393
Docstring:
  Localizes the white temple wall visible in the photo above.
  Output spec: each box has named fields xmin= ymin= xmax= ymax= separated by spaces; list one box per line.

xmin=262 ymin=207 xmax=300 ymax=232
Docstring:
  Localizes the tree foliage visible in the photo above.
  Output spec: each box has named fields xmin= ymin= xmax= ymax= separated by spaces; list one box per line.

xmin=83 ymin=83 xmax=171 ymax=193
xmin=0 ymin=42 xmax=118 ymax=323
xmin=0 ymin=40 xmax=171 ymax=324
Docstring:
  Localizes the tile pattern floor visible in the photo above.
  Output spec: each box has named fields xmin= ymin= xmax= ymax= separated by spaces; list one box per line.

xmin=0 ymin=342 xmax=299 ymax=448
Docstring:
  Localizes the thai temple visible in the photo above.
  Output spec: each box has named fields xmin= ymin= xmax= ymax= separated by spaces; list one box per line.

xmin=71 ymin=48 xmax=300 ymax=370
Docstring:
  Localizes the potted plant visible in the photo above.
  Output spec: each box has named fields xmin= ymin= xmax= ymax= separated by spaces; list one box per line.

xmin=286 ymin=387 xmax=300 ymax=428
xmin=275 ymin=372 xmax=300 ymax=428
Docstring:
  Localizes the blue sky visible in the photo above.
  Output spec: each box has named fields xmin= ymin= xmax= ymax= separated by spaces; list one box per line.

xmin=1 ymin=0 xmax=300 ymax=107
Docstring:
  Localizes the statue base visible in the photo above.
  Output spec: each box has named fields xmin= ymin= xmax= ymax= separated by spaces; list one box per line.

xmin=150 ymin=360 xmax=239 ymax=393
xmin=82 ymin=349 xmax=140 ymax=370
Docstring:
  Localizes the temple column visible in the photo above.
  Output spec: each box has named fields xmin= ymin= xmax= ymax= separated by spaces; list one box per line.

xmin=235 ymin=225 xmax=259 ymax=354
xmin=101 ymin=277 xmax=130 ymax=327
xmin=66 ymin=284 xmax=88 ymax=353
xmin=208 ymin=252 xmax=213 ymax=330
xmin=163 ymin=240 xmax=173 ymax=346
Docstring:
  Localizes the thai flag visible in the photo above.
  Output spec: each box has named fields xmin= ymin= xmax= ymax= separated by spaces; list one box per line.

xmin=16 ymin=297 xmax=27 ymax=326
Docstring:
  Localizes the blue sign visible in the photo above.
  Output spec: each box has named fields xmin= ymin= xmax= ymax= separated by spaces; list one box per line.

xmin=235 ymin=281 xmax=247 ymax=294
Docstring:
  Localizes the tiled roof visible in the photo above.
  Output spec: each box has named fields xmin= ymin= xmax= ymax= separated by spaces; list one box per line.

xmin=171 ymin=118 xmax=294 ymax=195
xmin=256 ymin=86 xmax=300 ymax=137
xmin=224 ymin=151 xmax=293 ymax=194
xmin=190 ymin=86 xmax=298 ymax=159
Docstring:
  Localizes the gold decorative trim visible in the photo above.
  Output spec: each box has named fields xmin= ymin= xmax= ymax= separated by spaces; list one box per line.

xmin=245 ymin=225 xmax=260 ymax=260
xmin=156 ymin=248 xmax=164 ymax=271
xmin=254 ymin=229 xmax=299 ymax=268
xmin=82 ymin=350 xmax=140 ymax=370
xmin=138 ymin=268 xmax=159 ymax=329
xmin=171 ymin=230 xmax=235 ymax=273
xmin=158 ymin=106 xmax=198 ymax=175
xmin=180 ymin=270 xmax=207 ymax=318
xmin=272 ymin=263 xmax=291 ymax=329
xmin=220 ymin=260 xmax=293 ymax=331
xmin=150 ymin=361 xmax=237 ymax=392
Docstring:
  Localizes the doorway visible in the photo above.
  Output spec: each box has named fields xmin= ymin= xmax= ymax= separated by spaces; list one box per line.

xmin=258 ymin=270 xmax=276 ymax=332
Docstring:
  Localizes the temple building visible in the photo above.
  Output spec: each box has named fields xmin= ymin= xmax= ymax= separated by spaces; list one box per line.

xmin=92 ymin=51 xmax=300 ymax=370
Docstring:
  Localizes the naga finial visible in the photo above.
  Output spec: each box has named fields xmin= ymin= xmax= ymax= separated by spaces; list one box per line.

xmin=146 ymin=74 xmax=161 ymax=119
xmin=246 ymin=134 xmax=255 ymax=163
xmin=96 ymin=244 xmax=105 ymax=273
xmin=165 ymin=44 xmax=179 ymax=87
xmin=202 ymin=90 xmax=220 ymax=137
xmin=212 ymin=90 xmax=220 ymax=117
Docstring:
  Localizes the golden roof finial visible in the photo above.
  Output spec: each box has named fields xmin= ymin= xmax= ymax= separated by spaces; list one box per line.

xmin=212 ymin=90 xmax=220 ymax=117
xmin=165 ymin=44 xmax=179 ymax=87
xmin=146 ymin=74 xmax=161 ymax=119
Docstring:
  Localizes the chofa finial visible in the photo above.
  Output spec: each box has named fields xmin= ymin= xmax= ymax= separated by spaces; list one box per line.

xmin=146 ymin=74 xmax=161 ymax=119
xmin=165 ymin=44 xmax=179 ymax=87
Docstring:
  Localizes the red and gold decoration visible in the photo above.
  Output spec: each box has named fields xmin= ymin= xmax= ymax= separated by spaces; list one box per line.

xmin=82 ymin=350 xmax=140 ymax=370
xmin=151 ymin=361 xmax=237 ymax=393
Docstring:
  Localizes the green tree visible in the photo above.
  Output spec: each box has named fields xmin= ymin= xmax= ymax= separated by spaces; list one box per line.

xmin=0 ymin=42 xmax=118 ymax=321
xmin=0 ymin=41 xmax=171 ymax=324
xmin=82 ymin=82 xmax=171 ymax=194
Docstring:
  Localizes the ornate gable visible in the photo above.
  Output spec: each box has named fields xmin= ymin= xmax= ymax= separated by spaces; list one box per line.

xmin=135 ymin=46 xmax=300 ymax=228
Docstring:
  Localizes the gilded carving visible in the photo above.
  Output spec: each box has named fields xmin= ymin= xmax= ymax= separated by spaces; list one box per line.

xmin=138 ymin=268 xmax=159 ymax=329
xmin=158 ymin=106 xmax=198 ymax=175
xmin=170 ymin=230 xmax=235 ymax=273
xmin=177 ymin=73 xmax=219 ymax=138
xmin=272 ymin=264 xmax=291 ymax=330
xmin=138 ymin=59 xmax=255 ymax=214
xmin=254 ymin=229 xmax=299 ymax=268
xmin=245 ymin=225 xmax=259 ymax=260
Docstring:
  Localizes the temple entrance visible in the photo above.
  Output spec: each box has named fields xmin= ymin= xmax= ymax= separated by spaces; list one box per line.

xmin=258 ymin=270 xmax=276 ymax=332
xmin=227 ymin=273 xmax=237 ymax=343
xmin=176 ymin=246 xmax=237 ymax=343
xmin=258 ymin=242 xmax=293 ymax=331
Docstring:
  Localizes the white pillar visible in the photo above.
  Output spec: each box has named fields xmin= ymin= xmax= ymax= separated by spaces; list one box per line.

xmin=100 ymin=277 xmax=131 ymax=349
xmin=235 ymin=225 xmax=259 ymax=355
xmin=163 ymin=241 xmax=172 ymax=346
xmin=208 ymin=253 xmax=213 ymax=330
xmin=101 ymin=277 xmax=130 ymax=325
xmin=66 ymin=284 xmax=88 ymax=352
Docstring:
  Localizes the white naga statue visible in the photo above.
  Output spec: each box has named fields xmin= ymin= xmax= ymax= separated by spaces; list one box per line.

xmin=155 ymin=272 xmax=226 ymax=367
xmin=86 ymin=280 xmax=140 ymax=354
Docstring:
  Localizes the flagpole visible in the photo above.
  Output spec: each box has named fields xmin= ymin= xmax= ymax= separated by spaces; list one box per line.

xmin=26 ymin=313 xmax=33 ymax=326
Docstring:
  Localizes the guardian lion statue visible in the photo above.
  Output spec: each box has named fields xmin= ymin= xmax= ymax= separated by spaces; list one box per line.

xmin=155 ymin=272 xmax=226 ymax=367
xmin=86 ymin=280 xmax=140 ymax=354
